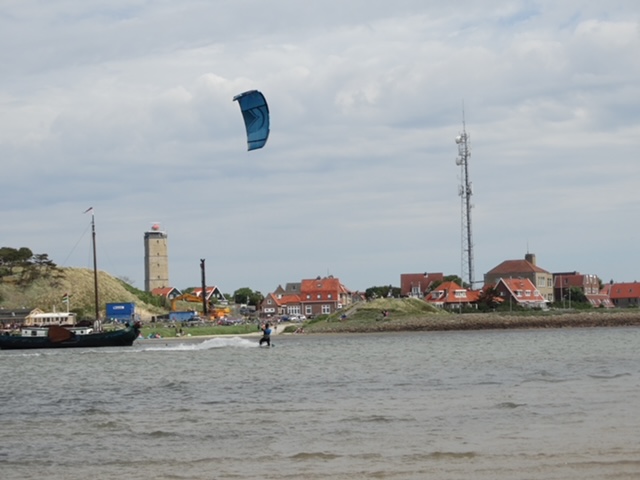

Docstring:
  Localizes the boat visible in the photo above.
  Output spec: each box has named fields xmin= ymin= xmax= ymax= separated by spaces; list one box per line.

xmin=0 ymin=324 xmax=140 ymax=350
xmin=0 ymin=209 xmax=141 ymax=350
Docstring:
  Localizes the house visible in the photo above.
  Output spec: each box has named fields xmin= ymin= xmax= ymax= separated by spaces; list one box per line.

xmin=151 ymin=287 xmax=182 ymax=301
xmin=553 ymin=272 xmax=612 ymax=308
xmin=261 ymin=276 xmax=352 ymax=318
xmin=192 ymin=286 xmax=225 ymax=303
xmin=484 ymin=253 xmax=554 ymax=302
xmin=0 ymin=308 xmax=33 ymax=328
xmin=299 ymin=276 xmax=352 ymax=317
xmin=400 ymin=273 xmax=444 ymax=298
xmin=261 ymin=290 xmax=302 ymax=318
xmin=424 ymin=280 xmax=480 ymax=310
xmin=608 ymin=282 xmax=640 ymax=308
xmin=493 ymin=277 xmax=548 ymax=309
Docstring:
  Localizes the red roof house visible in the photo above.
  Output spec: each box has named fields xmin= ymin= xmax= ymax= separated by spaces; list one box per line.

xmin=494 ymin=277 xmax=548 ymax=309
xmin=425 ymin=280 xmax=480 ymax=309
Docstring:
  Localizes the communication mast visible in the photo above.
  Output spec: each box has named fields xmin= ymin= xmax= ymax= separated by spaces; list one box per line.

xmin=455 ymin=111 xmax=474 ymax=287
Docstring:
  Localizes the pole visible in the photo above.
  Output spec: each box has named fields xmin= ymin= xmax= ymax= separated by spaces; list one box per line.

xmin=91 ymin=211 xmax=99 ymax=321
xmin=200 ymin=259 xmax=208 ymax=316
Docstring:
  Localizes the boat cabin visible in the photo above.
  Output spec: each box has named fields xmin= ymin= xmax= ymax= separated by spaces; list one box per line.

xmin=20 ymin=326 xmax=94 ymax=337
xmin=24 ymin=309 xmax=77 ymax=327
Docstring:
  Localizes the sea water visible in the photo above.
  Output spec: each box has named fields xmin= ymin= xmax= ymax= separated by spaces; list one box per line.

xmin=1 ymin=327 xmax=639 ymax=479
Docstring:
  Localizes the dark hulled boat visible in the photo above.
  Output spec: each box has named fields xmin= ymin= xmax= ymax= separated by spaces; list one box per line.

xmin=0 ymin=323 xmax=140 ymax=350
xmin=0 ymin=209 xmax=141 ymax=350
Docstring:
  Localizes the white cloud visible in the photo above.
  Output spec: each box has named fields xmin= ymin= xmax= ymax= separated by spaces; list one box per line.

xmin=1 ymin=1 xmax=640 ymax=294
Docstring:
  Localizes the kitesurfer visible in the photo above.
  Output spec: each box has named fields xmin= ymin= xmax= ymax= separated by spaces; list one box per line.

xmin=259 ymin=322 xmax=272 ymax=347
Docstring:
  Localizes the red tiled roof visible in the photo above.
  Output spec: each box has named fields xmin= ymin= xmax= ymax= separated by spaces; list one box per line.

xmin=554 ymin=274 xmax=583 ymax=288
xmin=498 ymin=277 xmax=546 ymax=303
xmin=400 ymin=273 xmax=444 ymax=295
xmin=263 ymin=292 xmax=301 ymax=307
xmin=151 ymin=287 xmax=180 ymax=297
xmin=425 ymin=281 xmax=480 ymax=304
xmin=609 ymin=282 xmax=640 ymax=299
xmin=300 ymin=277 xmax=349 ymax=296
xmin=192 ymin=286 xmax=220 ymax=298
xmin=488 ymin=259 xmax=550 ymax=275
xmin=585 ymin=294 xmax=614 ymax=308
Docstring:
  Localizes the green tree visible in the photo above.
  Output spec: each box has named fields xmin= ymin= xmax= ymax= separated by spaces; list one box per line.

xmin=559 ymin=286 xmax=589 ymax=305
xmin=0 ymin=247 xmax=33 ymax=275
xmin=365 ymin=285 xmax=400 ymax=299
xmin=232 ymin=287 xmax=264 ymax=306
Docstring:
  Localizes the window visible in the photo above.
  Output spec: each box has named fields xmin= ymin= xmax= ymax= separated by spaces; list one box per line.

xmin=525 ymin=290 xmax=531 ymax=297
xmin=328 ymin=294 xmax=332 ymax=299
xmin=305 ymin=306 xmax=312 ymax=315
xmin=321 ymin=304 xmax=331 ymax=314
xmin=317 ymin=294 xmax=322 ymax=299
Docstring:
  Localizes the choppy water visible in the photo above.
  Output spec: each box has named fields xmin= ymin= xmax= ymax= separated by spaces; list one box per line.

xmin=1 ymin=327 xmax=639 ymax=479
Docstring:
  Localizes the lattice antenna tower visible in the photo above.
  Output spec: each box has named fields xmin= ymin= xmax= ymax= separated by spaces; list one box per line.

xmin=455 ymin=108 xmax=474 ymax=287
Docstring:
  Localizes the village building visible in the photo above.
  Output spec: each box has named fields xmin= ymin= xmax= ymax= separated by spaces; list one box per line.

xmin=493 ymin=277 xmax=548 ymax=309
xmin=400 ymin=273 xmax=444 ymax=298
xmin=484 ymin=253 xmax=554 ymax=302
xmin=424 ymin=280 xmax=479 ymax=310
xmin=607 ymin=281 xmax=640 ymax=308
xmin=260 ymin=276 xmax=352 ymax=318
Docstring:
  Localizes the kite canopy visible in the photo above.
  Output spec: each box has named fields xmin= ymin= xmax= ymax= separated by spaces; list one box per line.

xmin=233 ymin=90 xmax=270 ymax=151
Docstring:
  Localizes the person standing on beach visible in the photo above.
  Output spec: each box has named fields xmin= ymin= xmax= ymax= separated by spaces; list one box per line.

xmin=259 ymin=322 xmax=272 ymax=346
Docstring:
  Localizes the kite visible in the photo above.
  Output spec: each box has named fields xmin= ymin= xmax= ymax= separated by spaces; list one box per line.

xmin=233 ymin=90 xmax=270 ymax=151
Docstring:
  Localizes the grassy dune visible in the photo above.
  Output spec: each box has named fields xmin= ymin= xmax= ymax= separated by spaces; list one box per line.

xmin=301 ymin=298 xmax=640 ymax=333
xmin=0 ymin=267 xmax=164 ymax=319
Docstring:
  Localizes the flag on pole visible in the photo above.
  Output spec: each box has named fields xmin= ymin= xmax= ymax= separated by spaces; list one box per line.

xmin=83 ymin=207 xmax=93 ymax=214
xmin=62 ymin=293 xmax=70 ymax=303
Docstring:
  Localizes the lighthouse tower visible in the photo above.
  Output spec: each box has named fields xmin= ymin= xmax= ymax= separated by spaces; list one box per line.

xmin=144 ymin=223 xmax=169 ymax=292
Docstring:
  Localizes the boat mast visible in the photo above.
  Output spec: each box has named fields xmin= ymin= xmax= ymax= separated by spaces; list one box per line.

xmin=90 ymin=210 xmax=100 ymax=320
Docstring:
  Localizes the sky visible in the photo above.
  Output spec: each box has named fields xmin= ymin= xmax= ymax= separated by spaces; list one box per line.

xmin=2 ymin=1 xmax=640 ymax=295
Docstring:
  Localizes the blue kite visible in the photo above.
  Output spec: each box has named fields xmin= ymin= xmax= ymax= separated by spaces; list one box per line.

xmin=233 ymin=90 xmax=270 ymax=151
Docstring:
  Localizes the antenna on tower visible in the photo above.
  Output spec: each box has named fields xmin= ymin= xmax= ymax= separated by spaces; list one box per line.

xmin=455 ymin=103 xmax=474 ymax=287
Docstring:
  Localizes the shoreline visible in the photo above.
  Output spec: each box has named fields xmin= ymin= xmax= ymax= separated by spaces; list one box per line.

xmin=138 ymin=312 xmax=640 ymax=340
xmin=302 ymin=310 xmax=640 ymax=334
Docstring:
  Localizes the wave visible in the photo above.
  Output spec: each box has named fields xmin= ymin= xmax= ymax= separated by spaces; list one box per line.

xmin=290 ymin=452 xmax=342 ymax=461
xmin=588 ymin=372 xmax=631 ymax=379
xmin=139 ymin=336 xmax=258 ymax=351
xmin=495 ymin=401 xmax=527 ymax=409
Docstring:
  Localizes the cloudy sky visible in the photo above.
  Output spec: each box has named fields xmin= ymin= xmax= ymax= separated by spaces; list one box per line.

xmin=2 ymin=1 xmax=639 ymax=295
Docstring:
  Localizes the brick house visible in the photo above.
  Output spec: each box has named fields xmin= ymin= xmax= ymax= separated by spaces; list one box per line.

xmin=192 ymin=286 xmax=225 ymax=303
xmin=554 ymin=272 xmax=612 ymax=308
xmin=400 ymin=273 xmax=444 ymax=298
xmin=484 ymin=253 xmax=554 ymax=302
xmin=424 ymin=280 xmax=479 ymax=310
xmin=151 ymin=287 xmax=182 ymax=301
xmin=299 ymin=276 xmax=352 ymax=317
xmin=608 ymin=282 xmax=640 ymax=308
xmin=261 ymin=276 xmax=352 ymax=318
xmin=494 ymin=277 xmax=548 ymax=309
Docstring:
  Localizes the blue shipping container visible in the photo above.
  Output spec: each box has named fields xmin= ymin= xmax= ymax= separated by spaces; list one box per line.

xmin=106 ymin=302 xmax=136 ymax=320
